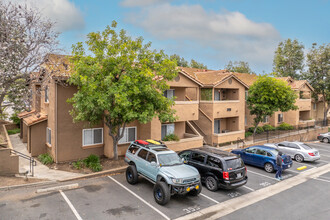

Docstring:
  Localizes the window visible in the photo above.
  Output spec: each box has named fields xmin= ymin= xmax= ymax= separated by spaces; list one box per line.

xmin=245 ymin=148 xmax=256 ymax=154
xmin=161 ymin=124 xmax=174 ymax=140
xmin=146 ymin=152 xmax=157 ymax=163
xmin=214 ymin=89 xmax=220 ymax=101
xmin=267 ymin=152 xmax=272 ymax=157
xmin=207 ymin=156 xmax=222 ymax=169
xmin=313 ymin=103 xmax=316 ymax=110
xmin=263 ymin=116 xmax=269 ymax=123
xmin=45 ymin=86 xmax=49 ymax=103
xmin=137 ymin=149 xmax=148 ymax=160
xmin=191 ymin=152 xmax=205 ymax=164
xmin=225 ymin=159 xmax=244 ymax=170
xmin=278 ymin=113 xmax=283 ymax=123
xmin=214 ymin=119 xmax=220 ymax=134
xmin=83 ymin=128 xmax=103 ymax=146
xmin=179 ymin=151 xmax=191 ymax=161
xmin=164 ymin=89 xmax=174 ymax=99
xmin=245 ymin=90 xmax=248 ymax=101
xmin=256 ymin=149 xmax=267 ymax=156
xmin=127 ymin=144 xmax=140 ymax=154
xmin=287 ymin=143 xmax=300 ymax=149
xmin=118 ymin=127 xmax=136 ymax=144
xmin=245 ymin=116 xmax=247 ymax=126
xmin=46 ymin=127 xmax=51 ymax=146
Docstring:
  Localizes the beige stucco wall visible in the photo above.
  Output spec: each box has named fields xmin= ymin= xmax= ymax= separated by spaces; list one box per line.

xmin=213 ymin=130 xmax=245 ymax=144
xmin=29 ymin=120 xmax=47 ymax=157
xmin=165 ymin=136 xmax=203 ymax=152
xmin=0 ymin=148 xmax=19 ymax=175
xmin=173 ymin=101 xmax=199 ymax=122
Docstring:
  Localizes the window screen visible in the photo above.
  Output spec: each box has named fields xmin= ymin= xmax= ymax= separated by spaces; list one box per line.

xmin=118 ymin=127 xmax=136 ymax=144
xmin=83 ymin=128 xmax=103 ymax=146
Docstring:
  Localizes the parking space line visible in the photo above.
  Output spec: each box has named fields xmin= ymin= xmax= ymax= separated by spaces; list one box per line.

xmin=313 ymin=178 xmax=330 ymax=183
xmin=200 ymin=193 xmax=219 ymax=204
xmin=107 ymin=176 xmax=170 ymax=220
xmin=59 ymin=190 xmax=83 ymax=220
xmin=247 ymin=170 xmax=279 ymax=181
xmin=242 ymin=185 xmax=255 ymax=192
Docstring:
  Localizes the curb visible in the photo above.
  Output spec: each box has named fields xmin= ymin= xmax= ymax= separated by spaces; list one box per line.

xmin=36 ymin=183 xmax=79 ymax=193
xmin=0 ymin=180 xmax=57 ymax=192
xmin=58 ymin=165 xmax=128 ymax=182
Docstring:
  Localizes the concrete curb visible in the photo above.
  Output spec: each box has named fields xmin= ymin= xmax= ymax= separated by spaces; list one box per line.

xmin=175 ymin=163 xmax=330 ymax=220
xmin=0 ymin=180 xmax=56 ymax=192
xmin=36 ymin=183 xmax=79 ymax=193
xmin=58 ymin=165 xmax=128 ymax=182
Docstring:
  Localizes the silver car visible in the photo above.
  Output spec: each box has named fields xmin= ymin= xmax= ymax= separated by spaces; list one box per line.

xmin=264 ymin=141 xmax=320 ymax=162
xmin=317 ymin=132 xmax=330 ymax=143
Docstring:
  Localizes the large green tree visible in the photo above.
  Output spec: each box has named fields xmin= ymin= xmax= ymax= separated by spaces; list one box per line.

xmin=273 ymin=39 xmax=304 ymax=79
xmin=169 ymin=54 xmax=189 ymax=67
xmin=68 ymin=21 xmax=178 ymax=159
xmin=247 ymin=76 xmax=298 ymax=134
xmin=224 ymin=61 xmax=254 ymax=74
xmin=190 ymin=59 xmax=207 ymax=69
xmin=303 ymin=43 xmax=330 ymax=125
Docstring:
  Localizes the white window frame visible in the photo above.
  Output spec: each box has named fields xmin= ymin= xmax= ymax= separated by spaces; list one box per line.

xmin=161 ymin=124 xmax=175 ymax=140
xmin=82 ymin=128 xmax=104 ymax=146
xmin=46 ymin=127 xmax=51 ymax=146
xmin=118 ymin=126 xmax=137 ymax=145
xmin=278 ymin=113 xmax=283 ymax=123
xmin=263 ymin=116 xmax=269 ymax=123
xmin=45 ymin=86 xmax=49 ymax=103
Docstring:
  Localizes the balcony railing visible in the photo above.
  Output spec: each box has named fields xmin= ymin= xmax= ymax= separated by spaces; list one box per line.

xmin=212 ymin=130 xmax=245 ymax=144
xmin=164 ymin=133 xmax=203 ymax=151
xmin=173 ymin=101 xmax=199 ymax=122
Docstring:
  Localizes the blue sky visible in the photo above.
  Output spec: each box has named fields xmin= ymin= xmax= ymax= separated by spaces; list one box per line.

xmin=15 ymin=0 xmax=330 ymax=73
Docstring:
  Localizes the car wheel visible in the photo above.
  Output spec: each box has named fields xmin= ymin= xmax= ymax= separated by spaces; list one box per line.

xmin=153 ymin=181 xmax=170 ymax=205
xmin=189 ymin=181 xmax=202 ymax=196
xmin=264 ymin=163 xmax=274 ymax=173
xmin=205 ymin=176 xmax=218 ymax=191
xmin=323 ymin=138 xmax=329 ymax=143
xmin=126 ymin=165 xmax=138 ymax=185
xmin=294 ymin=154 xmax=304 ymax=163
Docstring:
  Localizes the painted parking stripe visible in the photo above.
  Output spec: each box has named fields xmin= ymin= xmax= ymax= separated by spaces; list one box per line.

xmin=200 ymin=193 xmax=219 ymax=204
xmin=108 ymin=176 xmax=170 ymax=220
xmin=313 ymin=178 xmax=330 ymax=183
xmin=59 ymin=190 xmax=83 ymax=220
xmin=247 ymin=170 xmax=279 ymax=181
xmin=242 ymin=185 xmax=255 ymax=192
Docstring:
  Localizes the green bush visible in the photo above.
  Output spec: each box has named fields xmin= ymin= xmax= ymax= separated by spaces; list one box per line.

xmin=262 ymin=124 xmax=276 ymax=131
xmin=73 ymin=160 xmax=84 ymax=170
xmin=248 ymin=126 xmax=264 ymax=134
xmin=38 ymin=153 xmax=53 ymax=165
xmin=277 ymin=122 xmax=294 ymax=130
xmin=10 ymin=113 xmax=20 ymax=127
xmin=7 ymin=128 xmax=20 ymax=135
xmin=163 ymin=134 xmax=180 ymax=142
xmin=83 ymin=154 xmax=102 ymax=172
xmin=245 ymin=131 xmax=253 ymax=138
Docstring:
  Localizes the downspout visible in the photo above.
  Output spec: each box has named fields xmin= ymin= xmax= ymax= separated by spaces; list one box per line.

xmin=55 ymin=83 xmax=58 ymax=163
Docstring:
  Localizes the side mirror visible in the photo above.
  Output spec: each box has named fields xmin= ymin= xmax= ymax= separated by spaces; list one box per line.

xmin=150 ymin=161 xmax=157 ymax=166
xmin=181 ymin=158 xmax=187 ymax=163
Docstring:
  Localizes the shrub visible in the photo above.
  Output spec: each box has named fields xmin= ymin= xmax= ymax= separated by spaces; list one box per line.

xmin=7 ymin=128 xmax=20 ymax=135
xmin=245 ymin=132 xmax=253 ymax=138
xmin=163 ymin=134 xmax=180 ymax=142
xmin=262 ymin=124 xmax=275 ymax=131
xmin=277 ymin=122 xmax=294 ymax=130
xmin=38 ymin=153 xmax=53 ymax=165
xmin=10 ymin=113 xmax=20 ymax=127
xmin=248 ymin=126 xmax=264 ymax=134
xmin=83 ymin=154 xmax=102 ymax=172
xmin=73 ymin=160 xmax=84 ymax=170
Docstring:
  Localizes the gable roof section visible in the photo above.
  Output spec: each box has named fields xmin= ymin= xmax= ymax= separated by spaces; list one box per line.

xmin=23 ymin=113 xmax=48 ymax=126
xmin=290 ymin=80 xmax=314 ymax=91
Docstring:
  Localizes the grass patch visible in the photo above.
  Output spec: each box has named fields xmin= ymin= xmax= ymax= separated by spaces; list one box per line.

xmin=38 ymin=153 xmax=53 ymax=165
xmin=7 ymin=128 xmax=20 ymax=135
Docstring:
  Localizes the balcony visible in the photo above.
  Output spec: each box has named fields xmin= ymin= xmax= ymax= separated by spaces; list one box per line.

xmin=212 ymin=130 xmax=245 ymax=144
xmin=173 ymin=101 xmax=199 ymax=122
xmin=164 ymin=133 xmax=203 ymax=152
xmin=296 ymin=99 xmax=311 ymax=111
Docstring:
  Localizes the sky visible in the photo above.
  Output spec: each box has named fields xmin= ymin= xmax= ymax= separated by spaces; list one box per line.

xmin=11 ymin=0 xmax=330 ymax=73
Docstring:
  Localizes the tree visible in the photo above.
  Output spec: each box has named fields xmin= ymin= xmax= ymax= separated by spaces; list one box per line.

xmin=273 ymin=38 xmax=304 ymax=79
xmin=247 ymin=76 xmax=298 ymax=134
xmin=68 ymin=21 xmax=178 ymax=160
xmin=170 ymin=54 xmax=189 ymax=67
xmin=303 ymin=43 xmax=330 ymax=125
xmin=0 ymin=2 xmax=59 ymax=116
xmin=225 ymin=61 xmax=254 ymax=74
xmin=190 ymin=59 xmax=207 ymax=69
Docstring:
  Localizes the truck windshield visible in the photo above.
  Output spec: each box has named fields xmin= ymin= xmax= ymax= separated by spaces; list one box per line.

xmin=158 ymin=153 xmax=183 ymax=166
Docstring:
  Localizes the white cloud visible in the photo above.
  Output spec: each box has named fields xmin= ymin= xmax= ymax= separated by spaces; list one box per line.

xmin=121 ymin=0 xmax=172 ymax=7
xmin=126 ymin=3 xmax=281 ymax=72
xmin=8 ymin=0 xmax=85 ymax=32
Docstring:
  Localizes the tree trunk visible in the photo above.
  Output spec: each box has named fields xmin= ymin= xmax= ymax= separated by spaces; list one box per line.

xmin=323 ymin=100 xmax=328 ymax=126
xmin=253 ymin=121 xmax=260 ymax=135
xmin=113 ymin=138 xmax=118 ymax=160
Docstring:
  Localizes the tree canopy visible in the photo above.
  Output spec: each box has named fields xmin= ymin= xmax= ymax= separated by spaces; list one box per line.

xmin=247 ymin=76 xmax=298 ymax=134
xmin=68 ymin=21 xmax=178 ymax=159
xmin=303 ymin=43 xmax=330 ymax=124
xmin=273 ymin=38 xmax=304 ymax=79
xmin=224 ymin=61 xmax=254 ymax=74
xmin=169 ymin=54 xmax=207 ymax=69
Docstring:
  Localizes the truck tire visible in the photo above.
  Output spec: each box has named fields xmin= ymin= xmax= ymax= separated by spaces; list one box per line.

xmin=189 ymin=181 xmax=202 ymax=196
xmin=126 ymin=165 xmax=138 ymax=185
xmin=153 ymin=181 xmax=170 ymax=205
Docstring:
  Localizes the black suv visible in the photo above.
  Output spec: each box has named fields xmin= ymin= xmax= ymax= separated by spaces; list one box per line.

xmin=178 ymin=147 xmax=248 ymax=191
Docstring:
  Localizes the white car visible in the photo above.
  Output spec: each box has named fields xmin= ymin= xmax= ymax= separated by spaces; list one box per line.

xmin=264 ymin=141 xmax=320 ymax=162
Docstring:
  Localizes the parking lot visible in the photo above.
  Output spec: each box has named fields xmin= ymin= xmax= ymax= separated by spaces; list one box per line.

xmin=1 ymin=142 xmax=330 ymax=220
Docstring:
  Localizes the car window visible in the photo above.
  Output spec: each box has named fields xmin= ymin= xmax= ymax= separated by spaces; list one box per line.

xmin=288 ymin=143 xmax=299 ymax=149
xmin=191 ymin=152 xmax=206 ymax=164
xmin=179 ymin=151 xmax=191 ymax=161
xmin=206 ymin=156 xmax=222 ymax=169
xmin=225 ymin=158 xmax=244 ymax=170
xmin=267 ymin=152 xmax=272 ymax=157
xmin=137 ymin=149 xmax=148 ymax=160
xmin=269 ymin=149 xmax=279 ymax=156
xmin=147 ymin=152 xmax=157 ymax=163
xmin=127 ymin=144 xmax=140 ymax=154
xmin=256 ymin=149 xmax=267 ymax=156
xmin=158 ymin=153 xmax=183 ymax=166
xmin=245 ymin=148 xmax=256 ymax=154
xmin=278 ymin=143 xmax=285 ymax=147
xmin=300 ymin=144 xmax=312 ymax=150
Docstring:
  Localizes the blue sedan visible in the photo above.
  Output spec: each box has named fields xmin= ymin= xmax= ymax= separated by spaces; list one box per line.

xmin=231 ymin=145 xmax=292 ymax=173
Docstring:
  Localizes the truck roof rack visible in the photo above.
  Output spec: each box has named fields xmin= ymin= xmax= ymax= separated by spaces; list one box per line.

xmin=134 ymin=140 xmax=167 ymax=149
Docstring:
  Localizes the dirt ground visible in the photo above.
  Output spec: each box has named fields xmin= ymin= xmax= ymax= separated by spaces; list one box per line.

xmin=0 ymin=176 xmax=46 ymax=187
xmin=47 ymin=156 xmax=127 ymax=174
